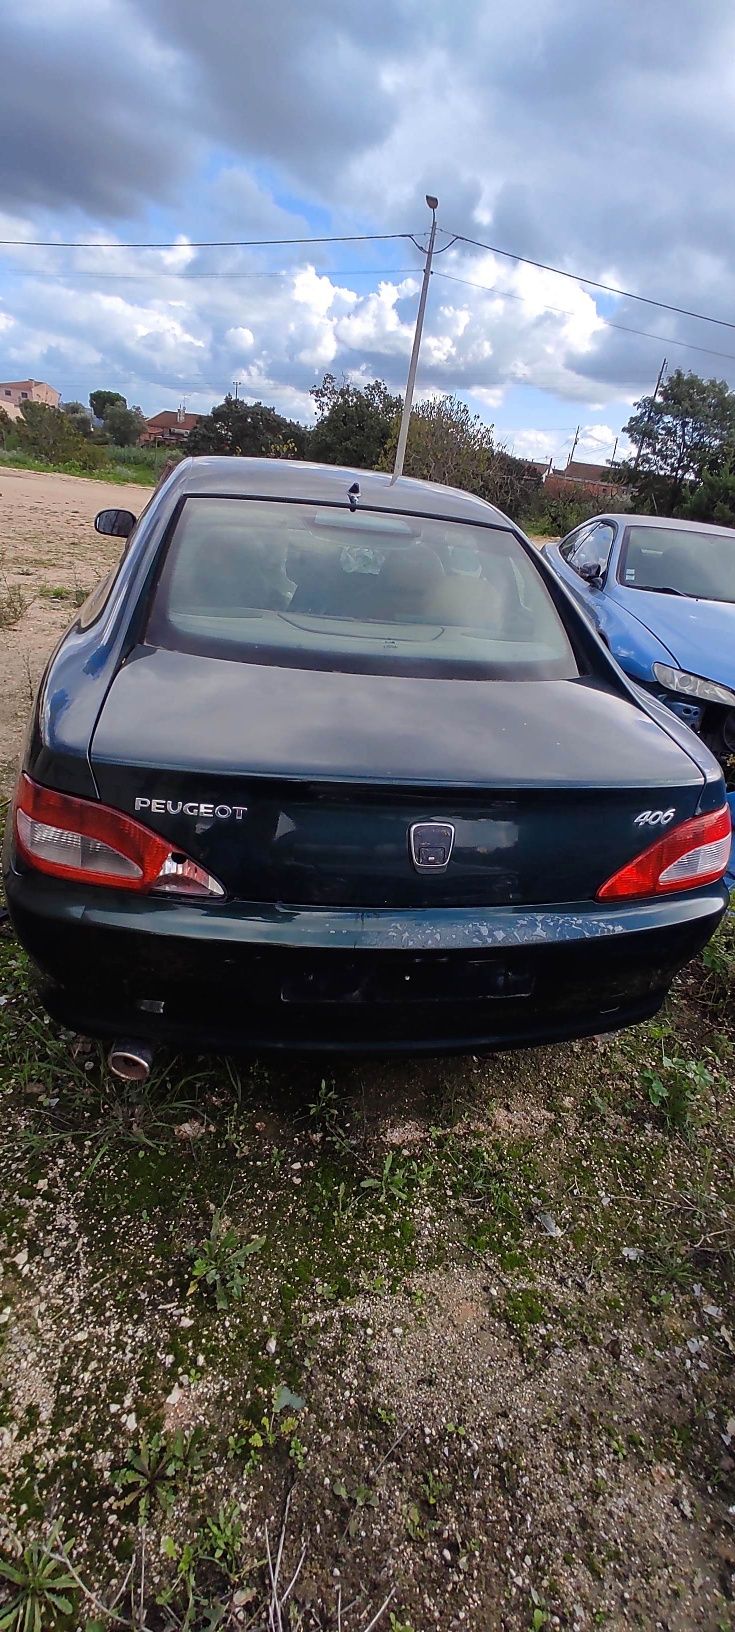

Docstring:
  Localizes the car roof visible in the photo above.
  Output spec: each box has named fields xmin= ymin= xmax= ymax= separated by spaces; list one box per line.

xmin=167 ymin=456 xmax=513 ymax=527
xmin=596 ymin=512 xmax=735 ymax=539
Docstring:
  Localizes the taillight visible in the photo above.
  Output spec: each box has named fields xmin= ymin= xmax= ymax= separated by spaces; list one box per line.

xmin=597 ymin=804 xmax=732 ymax=901
xmin=14 ymin=775 xmax=224 ymax=898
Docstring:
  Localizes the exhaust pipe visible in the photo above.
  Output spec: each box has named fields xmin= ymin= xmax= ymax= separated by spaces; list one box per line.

xmin=108 ymin=1039 xmax=153 ymax=1083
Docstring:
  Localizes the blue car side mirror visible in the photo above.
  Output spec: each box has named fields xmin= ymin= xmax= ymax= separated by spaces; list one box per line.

xmin=579 ymin=561 xmax=603 ymax=585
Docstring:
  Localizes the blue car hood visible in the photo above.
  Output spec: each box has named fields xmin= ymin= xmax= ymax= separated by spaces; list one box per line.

xmin=610 ymin=587 xmax=735 ymax=687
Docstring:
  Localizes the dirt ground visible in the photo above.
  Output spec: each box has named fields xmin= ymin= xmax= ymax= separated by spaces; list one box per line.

xmin=0 ymin=471 xmax=734 ymax=1631
xmin=0 ymin=466 xmax=145 ymax=785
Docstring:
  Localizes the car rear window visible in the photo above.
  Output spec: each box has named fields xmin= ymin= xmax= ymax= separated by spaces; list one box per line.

xmin=146 ymin=496 xmax=579 ymax=679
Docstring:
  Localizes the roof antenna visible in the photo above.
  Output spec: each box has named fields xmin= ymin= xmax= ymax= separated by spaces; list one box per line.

xmin=348 ymin=481 xmax=360 ymax=512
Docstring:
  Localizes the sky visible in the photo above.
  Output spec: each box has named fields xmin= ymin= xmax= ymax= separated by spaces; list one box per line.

xmin=2 ymin=0 xmax=735 ymax=468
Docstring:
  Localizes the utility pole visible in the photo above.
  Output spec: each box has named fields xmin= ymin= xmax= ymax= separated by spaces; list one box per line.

xmin=392 ymin=194 xmax=439 ymax=481
xmin=232 ymin=381 xmax=239 ymax=401
xmin=609 ymin=436 xmax=618 ymax=469
xmin=566 ymin=426 xmax=580 ymax=469
xmin=632 ymin=356 xmax=667 ymax=474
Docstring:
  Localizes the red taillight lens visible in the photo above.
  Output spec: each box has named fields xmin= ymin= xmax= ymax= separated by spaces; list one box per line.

xmin=597 ymin=805 xmax=732 ymax=901
xmin=14 ymin=775 xmax=224 ymax=897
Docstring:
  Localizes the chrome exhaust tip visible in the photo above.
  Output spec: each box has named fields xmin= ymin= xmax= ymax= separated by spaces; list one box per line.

xmin=108 ymin=1039 xmax=153 ymax=1083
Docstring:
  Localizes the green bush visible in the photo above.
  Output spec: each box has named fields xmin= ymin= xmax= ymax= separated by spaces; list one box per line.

xmin=522 ymin=488 xmax=629 ymax=538
xmin=16 ymin=401 xmax=87 ymax=464
xmin=71 ymin=442 xmax=109 ymax=472
xmin=108 ymin=443 xmax=182 ymax=475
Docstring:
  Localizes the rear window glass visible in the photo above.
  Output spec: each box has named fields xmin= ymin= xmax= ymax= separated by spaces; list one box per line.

xmin=147 ymin=497 xmax=578 ymax=679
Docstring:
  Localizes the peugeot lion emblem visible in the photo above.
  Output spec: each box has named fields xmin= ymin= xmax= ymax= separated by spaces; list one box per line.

xmin=409 ymin=821 xmax=455 ymax=873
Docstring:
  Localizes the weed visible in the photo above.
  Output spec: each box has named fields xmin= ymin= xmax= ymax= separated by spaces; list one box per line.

xmin=113 ymin=1428 xmax=203 ymax=1519
xmin=641 ymin=1051 xmax=713 ymax=1128
xmin=159 ymin=1525 xmax=250 ymax=1629
xmin=228 ymin=1409 xmax=277 ymax=1468
xmin=288 ymin=1434 xmax=307 ymax=1470
xmin=420 ymin=1467 xmax=447 ymax=1509
xmin=227 ymin=1383 xmax=305 ymax=1473
xmin=21 ymin=653 xmax=35 ymax=705
xmin=360 ymin=1149 xmax=431 ymax=1205
xmin=198 ymin=1502 xmax=244 ymax=1575
xmin=188 ymin=1213 xmax=265 ymax=1310
xmin=0 ymin=1528 xmax=77 ymax=1631
xmin=701 ymin=913 xmax=735 ymax=1005
xmin=308 ymin=1078 xmax=354 ymax=1153
xmin=39 ymin=584 xmax=87 ymax=607
xmin=332 ymin=1478 xmax=378 ymax=1537
xmin=404 ymin=1502 xmax=426 ymax=1541
xmin=0 ymin=580 xmax=26 ymax=630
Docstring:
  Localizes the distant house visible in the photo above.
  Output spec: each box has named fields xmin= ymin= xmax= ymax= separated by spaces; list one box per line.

xmin=556 ymin=460 xmax=610 ymax=485
xmin=0 ymin=378 xmax=61 ymax=420
xmin=139 ymin=408 xmax=202 ymax=446
xmin=546 ymin=458 xmax=626 ymax=502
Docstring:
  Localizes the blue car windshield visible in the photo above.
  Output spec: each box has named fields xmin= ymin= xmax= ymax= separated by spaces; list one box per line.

xmin=620 ymin=525 xmax=735 ymax=604
xmin=148 ymin=496 xmax=578 ymax=679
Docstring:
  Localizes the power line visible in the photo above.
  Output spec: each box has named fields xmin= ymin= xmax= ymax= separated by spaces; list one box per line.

xmin=0 ymin=265 xmax=418 ymax=283
xmin=3 ymin=215 xmax=735 ymax=336
xmin=444 ymin=229 xmax=735 ymax=334
xmin=433 ymin=269 xmax=735 ymax=366
xmin=0 ymin=230 xmax=415 ymax=250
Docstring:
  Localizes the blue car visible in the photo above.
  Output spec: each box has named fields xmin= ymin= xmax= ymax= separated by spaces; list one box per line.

xmin=546 ymin=513 xmax=735 ymax=884
xmin=546 ymin=513 xmax=735 ymax=770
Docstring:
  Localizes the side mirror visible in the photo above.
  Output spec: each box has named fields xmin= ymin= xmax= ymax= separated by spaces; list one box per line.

xmin=95 ymin=508 xmax=137 ymax=538
xmin=579 ymin=560 xmax=603 ymax=584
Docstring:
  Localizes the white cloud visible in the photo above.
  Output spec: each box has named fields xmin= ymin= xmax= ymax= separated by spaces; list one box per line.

xmin=226 ymin=326 xmax=255 ymax=352
xmin=0 ymin=245 xmax=648 ymax=424
xmin=334 ymin=279 xmax=418 ymax=356
xmin=4 ymin=0 xmax=735 ymax=433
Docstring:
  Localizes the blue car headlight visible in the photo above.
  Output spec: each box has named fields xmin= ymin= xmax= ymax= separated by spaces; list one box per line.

xmin=653 ymin=663 xmax=735 ymax=708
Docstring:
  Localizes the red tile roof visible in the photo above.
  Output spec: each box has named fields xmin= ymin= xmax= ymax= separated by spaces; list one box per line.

xmin=145 ymin=410 xmax=202 ymax=431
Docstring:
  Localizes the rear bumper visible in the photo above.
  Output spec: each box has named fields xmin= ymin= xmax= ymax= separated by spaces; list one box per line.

xmin=4 ymin=864 xmax=729 ymax=1054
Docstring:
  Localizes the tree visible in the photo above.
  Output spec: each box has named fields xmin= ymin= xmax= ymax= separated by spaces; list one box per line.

xmin=89 ymin=389 xmax=126 ymax=421
xmin=383 ymin=394 xmax=493 ymax=490
xmin=682 ymin=453 xmax=735 ymax=526
xmin=309 ymin=373 xmax=401 ymax=469
xmin=0 ymin=406 xmax=12 ymax=448
xmin=16 ymin=401 xmax=86 ymax=462
xmin=103 ymin=401 xmax=146 ymax=447
xmin=621 ymin=368 xmax=735 ymax=512
xmin=187 ymin=396 xmax=307 ymax=459
xmin=379 ymin=392 xmax=542 ymax=520
xmin=61 ymin=400 xmax=92 ymax=438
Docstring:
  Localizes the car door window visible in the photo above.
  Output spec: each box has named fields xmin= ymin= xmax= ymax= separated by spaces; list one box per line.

xmin=559 ymin=525 xmax=587 ymax=561
xmin=569 ymin=523 xmax=615 ymax=578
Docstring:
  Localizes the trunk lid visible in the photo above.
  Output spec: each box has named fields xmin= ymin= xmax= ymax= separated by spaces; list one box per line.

xmin=89 ymin=646 xmax=704 ymax=907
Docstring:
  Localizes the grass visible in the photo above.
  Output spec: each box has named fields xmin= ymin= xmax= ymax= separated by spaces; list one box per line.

xmin=0 ymin=896 xmax=733 ymax=1626
xmin=38 ymin=584 xmax=87 ymax=607
xmin=0 ymin=448 xmax=160 ymax=488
